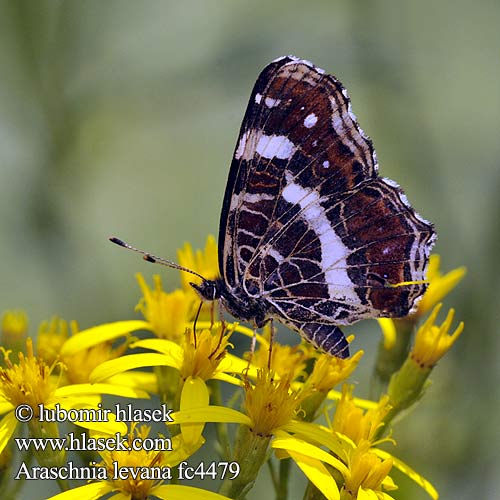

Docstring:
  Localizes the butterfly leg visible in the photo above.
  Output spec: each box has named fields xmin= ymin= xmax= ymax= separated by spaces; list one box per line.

xmin=208 ymin=299 xmax=228 ymax=359
xmin=249 ymin=327 xmax=258 ymax=357
xmin=267 ymin=319 xmax=275 ymax=369
xmin=192 ymin=301 xmax=204 ymax=348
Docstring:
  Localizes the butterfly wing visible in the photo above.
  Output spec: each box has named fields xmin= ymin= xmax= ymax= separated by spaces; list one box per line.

xmin=220 ymin=56 xmax=378 ymax=288
xmin=259 ymin=177 xmax=435 ymax=323
xmin=219 ymin=56 xmax=435 ymax=356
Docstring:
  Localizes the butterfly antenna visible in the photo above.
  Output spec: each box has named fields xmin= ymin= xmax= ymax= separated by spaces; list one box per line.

xmin=109 ymin=237 xmax=207 ymax=281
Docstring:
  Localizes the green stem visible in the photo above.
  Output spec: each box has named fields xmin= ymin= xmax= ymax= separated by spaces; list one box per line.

xmin=276 ymin=457 xmax=291 ymax=500
xmin=376 ymin=357 xmax=432 ymax=439
xmin=208 ymin=379 xmax=231 ymax=459
xmin=218 ymin=425 xmax=271 ymax=499
xmin=28 ymin=419 xmax=69 ymax=492
xmin=155 ymin=365 xmax=180 ymax=408
xmin=370 ymin=318 xmax=415 ymax=399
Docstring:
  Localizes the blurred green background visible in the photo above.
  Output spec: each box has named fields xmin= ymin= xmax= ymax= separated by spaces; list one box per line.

xmin=0 ymin=1 xmax=498 ymax=499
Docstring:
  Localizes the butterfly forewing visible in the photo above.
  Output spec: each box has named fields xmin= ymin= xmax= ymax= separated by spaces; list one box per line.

xmin=218 ymin=55 xmax=436 ymax=357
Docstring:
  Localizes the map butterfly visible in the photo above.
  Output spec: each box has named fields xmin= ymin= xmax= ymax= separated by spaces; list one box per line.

xmin=113 ymin=55 xmax=436 ymax=358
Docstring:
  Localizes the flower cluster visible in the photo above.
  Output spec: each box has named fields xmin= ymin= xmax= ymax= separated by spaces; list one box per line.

xmin=0 ymin=237 xmax=465 ymax=500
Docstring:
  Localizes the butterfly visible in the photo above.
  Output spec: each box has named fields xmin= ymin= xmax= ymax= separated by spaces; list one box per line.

xmin=112 ymin=55 xmax=436 ymax=358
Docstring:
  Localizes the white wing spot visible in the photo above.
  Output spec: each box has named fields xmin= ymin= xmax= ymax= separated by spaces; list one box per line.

xmin=255 ymin=93 xmax=262 ymax=104
xmin=256 ymin=134 xmax=297 ymax=160
xmin=304 ymin=113 xmax=318 ymax=128
xmin=235 ymin=130 xmax=252 ymax=160
xmin=264 ymin=96 xmax=281 ymax=108
xmin=231 ymin=192 xmax=275 ymax=207
xmin=322 ymin=160 xmax=330 ymax=169
xmin=236 ymin=130 xmax=297 ymax=161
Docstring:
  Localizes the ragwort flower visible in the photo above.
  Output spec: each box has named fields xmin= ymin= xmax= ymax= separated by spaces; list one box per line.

xmin=136 ymin=273 xmax=192 ymax=341
xmin=0 ymin=337 xmax=141 ymax=491
xmin=47 ymin=423 xmax=232 ymax=500
xmin=413 ymin=254 xmax=466 ymax=318
xmin=1 ymin=310 xmax=28 ymax=348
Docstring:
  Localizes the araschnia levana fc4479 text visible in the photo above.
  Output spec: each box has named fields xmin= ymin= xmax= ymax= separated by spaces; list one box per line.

xmin=112 ymin=55 xmax=436 ymax=358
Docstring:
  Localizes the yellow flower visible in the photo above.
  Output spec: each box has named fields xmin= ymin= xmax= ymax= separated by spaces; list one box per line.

xmin=60 ymin=319 xmax=154 ymax=391
xmin=1 ymin=310 xmax=28 ymax=347
xmin=283 ymin=383 xmax=436 ymax=499
xmin=176 ymin=236 xmax=220 ymax=321
xmin=36 ymin=316 xmax=69 ymax=367
xmin=170 ymin=371 xmax=437 ymax=500
xmin=380 ymin=303 xmax=464 ymax=433
xmin=306 ymin=350 xmax=364 ymax=394
xmin=0 ymin=338 xmax=139 ymax=476
xmin=170 ymin=372 xmax=315 ymax=437
xmin=414 ymin=254 xmax=466 ymax=318
xmin=376 ymin=318 xmax=397 ymax=350
xmin=90 ymin=323 xmax=251 ymax=449
xmin=177 ymin=235 xmax=219 ymax=293
xmin=376 ymin=255 xmax=465 ymax=349
xmin=136 ymin=273 xmax=192 ymax=341
xmin=342 ymin=440 xmax=396 ymax=500
xmin=63 ymin=332 xmax=129 ymax=386
xmin=0 ymin=338 xmax=59 ymax=419
xmin=179 ymin=327 xmax=230 ymax=381
xmin=48 ymin=423 xmax=232 ymax=500
xmin=100 ymin=423 xmax=168 ymax=498
xmin=169 ymin=368 xmax=309 ymax=496
xmin=251 ymin=338 xmax=308 ymax=381
xmin=411 ymin=303 xmax=464 ymax=369
xmin=91 ymin=323 xmax=248 ymax=388
xmin=331 ymin=385 xmax=391 ymax=446
xmin=373 ymin=255 xmax=465 ymax=395
xmin=243 ymin=369 xmax=303 ymax=437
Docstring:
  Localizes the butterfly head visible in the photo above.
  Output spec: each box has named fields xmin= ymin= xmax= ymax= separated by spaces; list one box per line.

xmin=190 ymin=279 xmax=222 ymax=302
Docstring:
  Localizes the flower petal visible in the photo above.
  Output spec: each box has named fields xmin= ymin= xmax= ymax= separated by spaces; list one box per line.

xmin=374 ymin=449 xmax=438 ymax=500
xmin=47 ymin=481 xmax=114 ymax=500
xmin=282 ymin=420 xmax=348 ymax=458
xmin=287 ymin=450 xmax=340 ymax=500
xmin=171 ymin=406 xmax=251 ymax=426
xmin=164 ymin=434 xmax=205 ymax=467
xmin=90 ymin=353 xmax=176 ymax=382
xmin=180 ymin=377 xmax=209 ymax=446
xmin=55 ymin=383 xmax=149 ymax=399
xmin=377 ymin=318 xmax=397 ymax=350
xmin=0 ymin=411 xmax=18 ymax=455
xmin=212 ymin=372 xmax=244 ymax=386
xmin=357 ymin=487 xmax=380 ymax=500
xmin=0 ymin=401 xmax=14 ymax=416
xmin=273 ymin=433 xmax=348 ymax=476
xmin=131 ymin=338 xmax=183 ymax=357
xmin=61 ymin=320 xmax=151 ymax=356
xmin=106 ymin=371 xmax=158 ymax=393
xmin=219 ymin=354 xmax=259 ymax=378
xmin=153 ymin=484 xmax=233 ymax=500
xmin=325 ymin=389 xmax=379 ymax=410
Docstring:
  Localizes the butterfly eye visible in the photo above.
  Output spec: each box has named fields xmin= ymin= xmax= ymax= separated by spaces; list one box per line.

xmin=190 ymin=281 xmax=220 ymax=301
